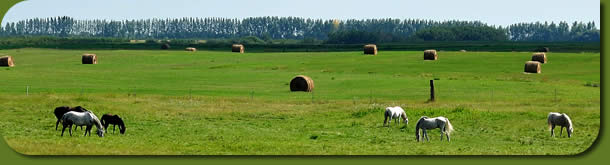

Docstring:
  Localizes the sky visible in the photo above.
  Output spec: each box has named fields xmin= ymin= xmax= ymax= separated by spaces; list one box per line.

xmin=1 ymin=0 xmax=600 ymax=28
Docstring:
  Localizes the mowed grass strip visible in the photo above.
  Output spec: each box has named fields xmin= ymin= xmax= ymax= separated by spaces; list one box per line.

xmin=0 ymin=48 xmax=600 ymax=155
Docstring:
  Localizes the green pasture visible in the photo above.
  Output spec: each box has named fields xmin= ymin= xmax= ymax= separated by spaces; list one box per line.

xmin=0 ymin=48 xmax=600 ymax=155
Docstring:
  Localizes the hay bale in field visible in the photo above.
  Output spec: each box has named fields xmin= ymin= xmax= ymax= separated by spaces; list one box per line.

xmin=535 ymin=47 xmax=550 ymax=52
xmin=81 ymin=54 xmax=97 ymax=64
xmin=531 ymin=52 xmax=547 ymax=63
xmin=363 ymin=44 xmax=377 ymax=55
xmin=290 ymin=75 xmax=314 ymax=92
xmin=185 ymin=47 xmax=197 ymax=52
xmin=524 ymin=61 xmax=541 ymax=73
xmin=459 ymin=49 xmax=467 ymax=52
xmin=232 ymin=44 xmax=245 ymax=53
xmin=0 ymin=56 xmax=14 ymax=67
xmin=161 ymin=43 xmax=170 ymax=50
xmin=424 ymin=49 xmax=438 ymax=60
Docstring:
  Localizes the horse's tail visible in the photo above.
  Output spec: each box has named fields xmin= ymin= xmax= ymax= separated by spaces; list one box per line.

xmin=444 ymin=118 xmax=454 ymax=135
xmin=415 ymin=116 xmax=427 ymax=140
xmin=54 ymin=106 xmax=69 ymax=119
xmin=547 ymin=112 xmax=553 ymax=130
xmin=60 ymin=112 xmax=70 ymax=124
xmin=100 ymin=115 xmax=107 ymax=128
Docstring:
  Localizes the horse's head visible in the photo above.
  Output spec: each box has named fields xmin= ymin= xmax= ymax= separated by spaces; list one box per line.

xmin=404 ymin=118 xmax=409 ymax=125
xmin=97 ymin=128 xmax=105 ymax=137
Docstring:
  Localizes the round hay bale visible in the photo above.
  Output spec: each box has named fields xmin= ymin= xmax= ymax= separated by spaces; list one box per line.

xmin=0 ymin=56 xmax=14 ymax=67
xmin=82 ymin=54 xmax=97 ymax=64
xmin=524 ymin=61 xmax=541 ymax=73
xmin=459 ymin=49 xmax=467 ymax=52
xmin=363 ymin=44 xmax=377 ymax=55
xmin=424 ymin=49 xmax=438 ymax=60
xmin=535 ymin=47 xmax=550 ymax=52
xmin=161 ymin=43 xmax=170 ymax=50
xmin=232 ymin=44 xmax=244 ymax=53
xmin=531 ymin=53 xmax=547 ymax=63
xmin=290 ymin=75 xmax=314 ymax=92
xmin=185 ymin=47 xmax=197 ymax=52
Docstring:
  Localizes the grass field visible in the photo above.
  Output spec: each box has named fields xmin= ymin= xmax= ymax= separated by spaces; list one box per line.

xmin=0 ymin=48 xmax=600 ymax=155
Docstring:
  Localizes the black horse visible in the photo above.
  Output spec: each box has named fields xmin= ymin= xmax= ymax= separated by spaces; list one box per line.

xmin=53 ymin=106 xmax=87 ymax=130
xmin=101 ymin=114 xmax=126 ymax=134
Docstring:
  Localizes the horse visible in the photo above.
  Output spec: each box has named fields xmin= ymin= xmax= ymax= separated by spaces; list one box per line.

xmin=101 ymin=114 xmax=126 ymax=134
xmin=53 ymin=106 xmax=87 ymax=130
xmin=548 ymin=112 xmax=573 ymax=138
xmin=415 ymin=116 xmax=454 ymax=142
xmin=383 ymin=106 xmax=408 ymax=126
xmin=60 ymin=111 xmax=104 ymax=137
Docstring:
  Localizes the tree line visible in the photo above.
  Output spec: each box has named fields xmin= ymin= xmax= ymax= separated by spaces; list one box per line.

xmin=0 ymin=16 xmax=599 ymax=42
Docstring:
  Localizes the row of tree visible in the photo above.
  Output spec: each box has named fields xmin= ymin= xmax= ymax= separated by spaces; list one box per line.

xmin=0 ymin=16 xmax=599 ymax=42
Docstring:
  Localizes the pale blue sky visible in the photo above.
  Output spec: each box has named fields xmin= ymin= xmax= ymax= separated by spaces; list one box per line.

xmin=2 ymin=0 xmax=600 ymax=28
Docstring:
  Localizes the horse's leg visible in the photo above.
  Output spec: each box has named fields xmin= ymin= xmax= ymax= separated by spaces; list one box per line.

xmin=560 ymin=126 xmax=564 ymax=137
xmin=55 ymin=119 xmax=60 ymax=130
xmin=440 ymin=129 xmax=444 ymax=141
xmin=423 ymin=129 xmax=429 ymax=142
xmin=69 ymin=124 xmax=73 ymax=136
xmin=61 ymin=125 xmax=66 ymax=136
xmin=551 ymin=125 xmax=556 ymax=137
xmin=447 ymin=133 xmax=450 ymax=142
xmin=113 ymin=124 xmax=116 ymax=134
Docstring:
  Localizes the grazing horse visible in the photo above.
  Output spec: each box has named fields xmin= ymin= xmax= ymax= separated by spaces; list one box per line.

xmin=101 ymin=114 xmax=126 ymax=134
xmin=53 ymin=106 xmax=87 ymax=130
xmin=383 ymin=106 xmax=408 ymax=126
xmin=548 ymin=112 xmax=573 ymax=138
xmin=60 ymin=111 xmax=104 ymax=137
xmin=415 ymin=116 xmax=454 ymax=142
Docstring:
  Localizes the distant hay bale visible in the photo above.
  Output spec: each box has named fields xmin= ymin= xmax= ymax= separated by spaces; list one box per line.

xmin=161 ymin=43 xmax=170 ymax=50
xmin=535 ymin=47 xmax=550 ymax=52
xmin=363 ymin=44 xmax=377 ymax=55
xmin=0 ymin=56 xmax=14 ymax=67
xmin=459 ymin=49 xmax=467 ymax=52
xmin=424 ymin=49 xmax=438 ymax=60
xmin=531 ymin=53 xmax=547 ymax=63
xmin=290 ymin=75 xmax=314 ymax=92
xmin=185 ymin=47 xmax=197 ymax=52
xmin=524 ymin=61 xmax=541 ymax=73
xmin=81 ymin=54 xmax=97 ymax=64
xmin=232 ymin=44 xmax=244 ymax=53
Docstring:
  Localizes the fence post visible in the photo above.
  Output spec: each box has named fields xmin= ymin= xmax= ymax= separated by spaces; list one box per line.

xmin=26 ymin=85 xmax=29 ymax=96
xmin=429 ymin=80 xmax=435 ymax=102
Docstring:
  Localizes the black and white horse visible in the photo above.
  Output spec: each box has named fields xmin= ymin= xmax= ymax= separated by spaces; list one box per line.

xmin=548 ymin=112 xmax=573 ymax=138
xmin=60 ymin=111 xmax=104 ymax=137
xmin=415 ymin=116 xmax=454 ymax=142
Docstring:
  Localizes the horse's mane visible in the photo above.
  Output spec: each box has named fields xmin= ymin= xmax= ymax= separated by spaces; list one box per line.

xmin=87 ymin=111 xmax=104 ymax=130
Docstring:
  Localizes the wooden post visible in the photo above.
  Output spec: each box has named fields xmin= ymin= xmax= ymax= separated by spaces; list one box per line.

xmin=429 ymin=80 xmax=435 ymax=102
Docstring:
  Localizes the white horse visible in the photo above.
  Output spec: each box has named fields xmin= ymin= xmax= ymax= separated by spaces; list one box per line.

xmin=415 ymin=116 xmax=454 ymax=142
xmin=548 ymin=112 xmax=573 ymax=138
xmin=60 ymin=111 xmax=105 ymax=137
xmin=383 ymin=106 xmax=408 ymax=126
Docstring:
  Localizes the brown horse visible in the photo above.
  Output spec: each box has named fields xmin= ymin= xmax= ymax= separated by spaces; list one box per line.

xmin=101 ymin=114 xmax=126 ymax=134
xmin=54 ymin=106 xmax=87 ymax=130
